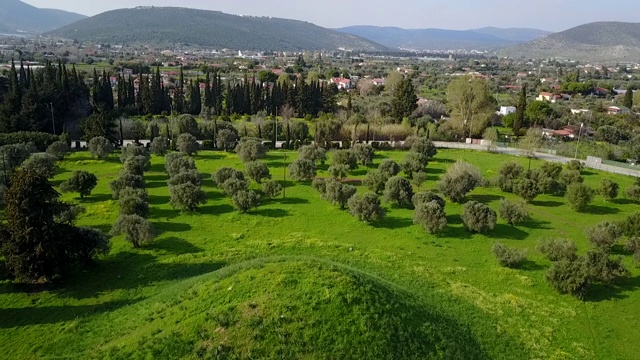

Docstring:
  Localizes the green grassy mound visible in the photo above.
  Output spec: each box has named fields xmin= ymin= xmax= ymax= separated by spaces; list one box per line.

xmin=43 ymin=258 xmax=489 ymax=359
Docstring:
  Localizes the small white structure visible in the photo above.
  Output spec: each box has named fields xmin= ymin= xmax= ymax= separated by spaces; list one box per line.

xmin=499 ymin=106 xmax=516 ymax=116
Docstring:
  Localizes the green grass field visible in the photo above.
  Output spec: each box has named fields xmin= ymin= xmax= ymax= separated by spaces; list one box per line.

xmin=1 ymin=149 xmax=639 ymax=359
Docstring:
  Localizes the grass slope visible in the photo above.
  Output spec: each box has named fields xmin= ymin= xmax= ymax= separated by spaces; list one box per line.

xmin=1 ymin=149 xmax=639 ymax=359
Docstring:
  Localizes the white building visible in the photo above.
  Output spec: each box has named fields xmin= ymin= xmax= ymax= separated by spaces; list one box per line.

xmin=499 ymin=106 xmax=516 ymax=116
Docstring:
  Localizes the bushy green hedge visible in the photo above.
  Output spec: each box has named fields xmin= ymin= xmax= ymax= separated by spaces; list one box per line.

xmin=0 ymin=132 xmax=59 ymax=151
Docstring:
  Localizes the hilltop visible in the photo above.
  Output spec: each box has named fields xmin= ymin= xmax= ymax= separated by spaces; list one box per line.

xmin=499 ymin=22 xmax=640 ymax=62
xmin=46 ymin=7 xmax=387 ymax=51
xmin=334 ymin=26 xmax=550 ymax=51
xmin=0 ymin=0 xmax=86 ymax=34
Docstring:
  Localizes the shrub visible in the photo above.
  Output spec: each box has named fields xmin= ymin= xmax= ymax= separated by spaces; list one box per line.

xmin=492 ymin=243 xmax=528 ymax=268
xmin=169 ymin=182 xmax=207 ymax=211
xmin=217 ymin=129 xmax=238 ymax=151
xmin=411 ymin=171 xmax=428 ymax=187
xmin=0 ymin=143 xmax=38 ymax=172
xmin=88 ymin=137 xmax=114 ymax=159
xmin=383 ymin=176 xmax=414 ymax=208
xmin=546 ymin=259 xmax=589 ymax=299
xmin=566 ymin=159 xmax=584 ymax=172
xmin=118 ymin=187 xmax=148 ymax=202
xmin=212 ymin=167 xmax=244 ymax=187
xmin=110 ymin=173 xmax=145 ymax=199
xmin=498 ymin=162 xmax=524 ymax=193
xmin=513 ymin=178 xmax=540 ymax=203
xmin=401 ymin=152 xmax=427 ymax=179
xmin=60 ymin=171 xmax=98 ymax=198
xmin=119 ymin=195 xmax=149 ymax=218
xmin=165 ymin=153 xmax=196 ymax=178
xmin=625 ymin=185 xmax=640 ymax=201
xmin=328 ymin=164 xmax=350 ymax=180
xmin=324 ymin=179 xmax=357 ymax=209
xmin=150 ymin=136 xmax=169 ymax=156
xmin=437 ymin=161 xmax=483 ymax=203
xmin=527 ymin=168 xmax=562 ymax=195
xmin=461 ymin=201 xmax=497 ymax=233
xmin=111 ymin=214 xmax=154 ymax=248
xmin=378 ymin=159 xmax=401 ymax=177
xmin=123 ymin=155 xmax=151 ymax=176
xmin=566 ymin=183 xmax=594 ymax=212
xmin=120 ymin=143 xmax=148 ymax=163
xmin=559 ymin=169 xmax=583 ymax=187
xmin=176 ymin=133 xmax=199 ymax=156
xmin=332 ymin=149 xmax=358 ymax=170
xmin=232 ymin=190 xmax=260 ymax=213
xmin=498 ymin=199 xmax=529 ymax=225
xmin=21 ymin=153 xmax=57 ymax=178
xmin=352 ymin=143 xmax=375 ymax=166
xmin=363 ymin=170 xmax=389 ymax=194
xmin=619 ymin=212 xmax=640 ymax=237
xmin=73 ymin=227 xmax=111 ymax=261
xmin=412 ymin=191 xmax=445 ymax=209
xmin=168 ymin=170 xmax=202 ymax=187
xmin=413 ymin=200 xmax=447 ymax=234
xmin=46 ymin=141 xmax=70 ymax=160
xmin=537 ymin=239 xmax=577 ymax=261
xmin=348 ymin=193 xmax=385 ymax=223
xmin=312 ymin=178 xmax=327 ymax=195
xmin=539 ymin=162 xmax=563 ymax=180
xmin=288 ymin=159 xmax=317 ymax=182
xmin=245 ymin=161 xmax=271 ymax=184
xmin=0 ymin=131 xmax=59 ymax=151
xmin=236 ymin=138 xmax=267 ymax=163
xmin=262 ymin=180 xmax=283 ymax=199
xmin=586 ymin=221 xmax=621 ymax=252
xmin=298 ymin=144 xmax=327 ymax=165
xmin=584 ymin=250 xmax=629 ymax=286
xmin=626 ymin=238 xmax=640 ymax=263
xmin=598 ymin=179 xmax=619 ymax=201
xmin=405 ymin=136 xmax=437 ymax=158
xmin=222 ymin=178 xmax=249 ymax=197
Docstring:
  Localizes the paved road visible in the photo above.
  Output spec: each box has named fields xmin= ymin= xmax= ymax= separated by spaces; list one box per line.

xmin=433 ymin=141 xmax=640 ymax=178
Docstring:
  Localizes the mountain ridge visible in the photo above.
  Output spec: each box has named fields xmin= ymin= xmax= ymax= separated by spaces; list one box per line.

xmin=0 ymin=0 xmax=86 ymax=34
xmin=46 ymin=7 xmax=388 ymax=52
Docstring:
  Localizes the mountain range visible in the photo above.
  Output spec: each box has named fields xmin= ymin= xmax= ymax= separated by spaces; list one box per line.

xmin=334 ymin=26 xmax=551 ymax=51
xmin=0 ymin=0 xmax=86 ymax=34
xmin=45 ymin=7 xmax=387 ymax=52
xmin=499 ymin=22 xmax=640 ymax=62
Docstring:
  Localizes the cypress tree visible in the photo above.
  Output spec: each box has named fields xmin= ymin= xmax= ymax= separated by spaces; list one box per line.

xmin=514 ymin=84 xmax=527 ymax=134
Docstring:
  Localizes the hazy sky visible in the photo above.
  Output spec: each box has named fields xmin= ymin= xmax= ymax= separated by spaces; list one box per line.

xmin=22 ymin=0 xmax=640 ymax=31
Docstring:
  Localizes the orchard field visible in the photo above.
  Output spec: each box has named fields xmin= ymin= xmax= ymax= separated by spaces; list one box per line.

xmin=1 ymin=147 xmax=639 ymax=359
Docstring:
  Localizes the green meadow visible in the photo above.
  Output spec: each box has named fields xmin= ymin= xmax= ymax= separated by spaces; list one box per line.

xmin=1 ymin=148 xmax=639 ymax=359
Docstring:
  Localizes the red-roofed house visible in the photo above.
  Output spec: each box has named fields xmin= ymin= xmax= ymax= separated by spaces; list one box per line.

xmin=537 ymin=92 xmax=562 ymax=103
xmin=331 ymin=77 xmax=353 ymax=90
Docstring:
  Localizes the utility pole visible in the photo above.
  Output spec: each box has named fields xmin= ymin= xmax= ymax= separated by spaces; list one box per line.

xmin=283 ymin=152 xmax=287 ymax=199
xmin=574 ymin=123 xmax=584 ymax=159
xmin=274 ymin=108 xmax=278 ymax=149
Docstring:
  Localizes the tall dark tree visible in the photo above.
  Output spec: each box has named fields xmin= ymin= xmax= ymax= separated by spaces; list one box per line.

xmin=391 ymin=78 xmax=418 ymax=121
xmin=623 ymin=88 xmax=634 ymax=109
xmin=514 ymin=84 xmax=527 ymax=133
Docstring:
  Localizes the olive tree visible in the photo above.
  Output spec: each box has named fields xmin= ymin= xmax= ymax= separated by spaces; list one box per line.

xmin=123 ymin=155 xmax=151 ymax=176
xmin=88 ymin=136 xmax=114 ymax=159
xmin=328 ymin=164 xmax=350 ymax=180
xmin=222 ymin=178 xmax=249 ymax=197
xmin=492 ymin=243 xmax=528 ymax=268
xmin=46 ymin=140 xmax=70 ymax=160
xmin=120 ymin=143 xmax=148 ymax=163
xmin=150 ymin=136 xmax=169 ymax=156
xmin=119 ymin=194 xmax=150 ymax=218
xmin=288 ymin=159 xmax=317 ymax=182
xmin=348 ymin=193 xmax=385 ymax=223
xmin=312 ymin=178 xmax=327 ymax=195
xmin=364 ymin=170 xmax=389 ymax=194
xmin=401 ymin=152 xmax=427 ymax=179
xmin=513 ymin=178 xmax=540 ymax=203
xmin=165 ymin=153 xmax=196 ymax=177
xmin=212 ymin=167 xmax=245 ymax=187
xmin=537 ymin=239 xmax=578 ymax=262
xmin=110 ymin=173 xmax=145 ymax=199
xmin=378 ymin=159 xmax=401 ymax=177
xmin=298 ymin=144 xmax=327 ymax=165
xmin=498 ymin=199 xmax=529 ymax=225
xmin=245 ymin=161 xmax=271 ymax=184
xmin=498 ymin=162 xmax=524 ymax=193
xmin=598 ymin=179 xmax=619 ymax=201
xmin=413 ymin=200 xmax=447 ymax=234
xmin=176 ymin=133 xmax=199 ymax=156
xmin=217 ymin=129 xmax=238 ymax=152
xmin=412 ymin=191 xmax=446 ymax=209
xmin=60 ymin=171 xmax=98 ymax=198
xmin=352 ymin=143 xmax=375 ymax=166
xmin=168 ymin=170 xmax=202 ymax=187
xmin=169 ymin=182 xmax=208 ymax=211
xmin=232 ymin=190 xmax=260 ymax=213
xmin=383 ymin=176 xmax=414 ymax=208
xmin=566 ymin=183 xmax=594 ymax=212
xmin=461 ymin=201 xmax=497 ymax=233
xmin=21 ymin=153 xmax=57 ymax=178
xmin=626 ymin=185 xmax=640 ymax=201
xmin=236 ymin=138 xmax=267 ymax=163
xmin=262 ymin=180 xmax=283 ymax=199
xmin=437 ymin=161 xmax=483 ymax=203
xmin=405 ymin=136 xmax=438 ymax=158
xmin=332 ymin=149 xmax=358 ymax=170
xmin=586 ymin=221 xmax=622 ymax=252
xmin=323 ymin=178 xmax=356 ymax=209
xmin=111 ymin=214 xmax=154 ymax=248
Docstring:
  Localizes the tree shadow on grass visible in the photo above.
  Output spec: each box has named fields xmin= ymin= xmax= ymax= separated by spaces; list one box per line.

xmin=148 ymin=195 xmax=170 ymax=206
xmin=199 ymin=203 xmax=235 ymax=216
xmin=351 ymin=169 xmax=368 ymax=177
xmin=468 ymin=194 xmax=503 ymax=204
xmin=153 ymin=221 xmax=193 ymax=234
xmin=485 ymin=224 xmax=529 ymax=240
xmin=271 ymin=197 xmax=309 ymax=205
xmin=145 ymin=174 xmax=169 ymax=182
xmin=440 ymin=225 xmax=474 ymax=240
xmin=146 ymin=181 xmax=168 ymax=189
xmin=612 ymin=198 xmax=636 ymax=206
xmin=519 ymin=218 xmax=553 ymax=230
xmin=197 ymin=153 xmax=224 ymax=161
xmin=530 ymin=200 xmax=564 ymax=207
xmin=372 ymin=216 xmax=413 ymax=230
xmin=252 ymin=208 xmax=290 ymax=218
xmin=585 ymin=276 xmax=640 ymax=302
xmin=81 ymin=193 xmax=114 ymax=204
xmin=611 ymin=244 xmax=634 ymax=257
xmin=150 ymin=208 xmax=180 ymax=220
xmin=153 ymin=236 xmax=204 ymax=255
xmin=516 ymin=260 xmax=546 ymax=271
xmin=149 ymin=163 xmax=165 ymax=173
xmin=0 ymin=300 xmax=137 ymax=329
xmin=584 ymin=205 xmax=620 ymax=215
